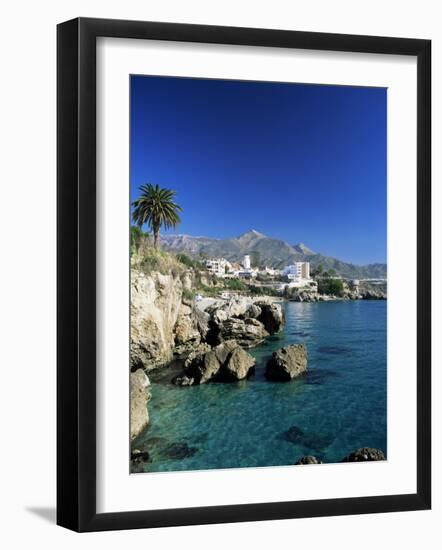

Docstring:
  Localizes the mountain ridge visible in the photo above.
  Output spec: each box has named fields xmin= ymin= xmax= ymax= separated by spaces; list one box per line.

xmin=160 ymin=230 xmax=387 ymax=279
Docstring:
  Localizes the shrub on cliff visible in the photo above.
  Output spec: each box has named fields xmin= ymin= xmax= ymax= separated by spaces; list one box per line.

xmin=176 ymin=253 xmax=205 ymax=270
xmin=317 ymin=277 xmax=344 ymax=297
xmin=223 ymin=278 xmax=248 ymax=291
xmin=138 ymin=247 xmax=185 ymax=277
xmin=130 ymin=225 xmax=150 ymax=256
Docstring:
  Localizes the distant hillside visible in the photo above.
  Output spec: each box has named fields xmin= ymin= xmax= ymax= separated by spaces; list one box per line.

xmin=160 ymin=229 xmax=387 ymax=279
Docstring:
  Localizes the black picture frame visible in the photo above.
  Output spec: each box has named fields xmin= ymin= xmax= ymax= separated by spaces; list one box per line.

xmin=57 ymin=17 xmax=431 ymax=532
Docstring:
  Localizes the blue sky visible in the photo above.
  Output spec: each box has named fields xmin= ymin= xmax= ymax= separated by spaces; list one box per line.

xmin=130 ymin=75 xmax=386 ymax=265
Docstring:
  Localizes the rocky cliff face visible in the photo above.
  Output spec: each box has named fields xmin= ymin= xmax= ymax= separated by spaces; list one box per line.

xmin=131 ymin=270 xmax=285 ymax=372
xmin=130 ymin=369 xmax=151 ymax=440
xmin=130 ymin=270 xmax=200 ymax=371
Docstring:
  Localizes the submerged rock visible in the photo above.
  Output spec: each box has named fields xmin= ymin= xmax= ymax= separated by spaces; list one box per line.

xmin=342 ymin=447 xmax=386 ymax=462
xmin=282 ymin=425 xmax=305 ymax=444
xmin=130 ymin=369 xmax=151 ymax=440
xmin=172 ymin=374 xmax=195 ymax=386
xmin=265 ymin=344 xmax=307 ymax=381
xmin=281 ymin=425 xmax=333 ymax=452
xmin=295 ymin=455 xmax=322 ymax=465
xmin=162 ymin=442 xmax=198 ymax=459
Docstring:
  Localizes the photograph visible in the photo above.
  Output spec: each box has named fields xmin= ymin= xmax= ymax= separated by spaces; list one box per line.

xmin=129 ymin=75 xmax=387 ymax=473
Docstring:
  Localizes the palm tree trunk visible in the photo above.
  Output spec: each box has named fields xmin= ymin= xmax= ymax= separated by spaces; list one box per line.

xmin=153 ymin=228 xmax=160 ymax=249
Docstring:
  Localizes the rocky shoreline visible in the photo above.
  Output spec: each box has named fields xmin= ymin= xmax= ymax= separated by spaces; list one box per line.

xmin=130 ymin=268 xmax=386 ymax=458
xmin=286 ymin=287 xmax=387 ymax=303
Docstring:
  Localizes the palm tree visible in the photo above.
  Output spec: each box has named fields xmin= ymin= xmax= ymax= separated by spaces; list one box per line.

xmin=131 ymin=184 xmax=183 ymax=249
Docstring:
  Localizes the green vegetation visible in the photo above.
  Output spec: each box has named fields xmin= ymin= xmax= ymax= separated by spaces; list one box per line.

xmin=248 ymin=285 xmax=281 ymax=297
xmin=137 ymin=247 xmax=185 ymax=278
xmin=130 ymin=225 xmax=150 ymax=256
xmin=176 ymin=253 xmax=204 ymax=270
xmin=223 ymin=278 xmax=248 ymax=291
xmin=283 ymin=285 xmax=312 ymax=299
xmin=182 ymin=288 xmax=196 ymax=302
xmin=194 ymin=277 xmax=248 ymax=297
xmin=131 ymin=183 xmax=183 ymax=249
xmin=317 ymin=277 xmax=345 ymax=297
xmin=197 ymin=284 xmax=221 ymax=297
xmin=250 ymin=250 xmax=261 ymax=268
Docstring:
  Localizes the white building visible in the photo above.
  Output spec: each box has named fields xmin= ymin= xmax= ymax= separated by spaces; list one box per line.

xmin=262 ymin=266 xmax=280 ymax=277
xmin=243 ymin=255 xmax=251 ymax=270
xmin=283 ymin=262 xmax=310 ymax=281
xmin=205 ymin=258 xmax=232 ymax=277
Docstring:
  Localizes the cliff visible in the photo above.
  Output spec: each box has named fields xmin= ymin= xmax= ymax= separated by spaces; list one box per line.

xmin=130 ymin=269 xmax=200 ymax=371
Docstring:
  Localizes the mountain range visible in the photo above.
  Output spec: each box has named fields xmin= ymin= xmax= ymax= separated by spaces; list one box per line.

xmin=160 ymin=230 xmax=387 ymax=279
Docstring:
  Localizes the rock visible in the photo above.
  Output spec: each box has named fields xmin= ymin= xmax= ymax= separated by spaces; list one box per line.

xmin=213 ymin=339 xmax=238 ymax=364
xmin=361 ymin=290 xmax=387 ymax=300
xmin=174 ymin=303 xmax=201 ymax=347
xmin=130 ymin=270 xmax=184 ymax=370
xmin=295 ymin=455 xmax=322 ymax=465
xmin=183 ymin=343 xmax=211 ymax=368
xmin=172 ymin=374 xmax=195 ymax=386
xmin=201 ymin=350 xmax=223 ymax=383
xmin=255 ymin=300 xmax=285 ymax=333
xmin=290 ymin=290 xmax=319 ymax=303
xmin=342 ymin=447 xmax=386 ymax=462
xmin=218 ymin=317 xmax=268 ymax=347
xmin=281 ymin=425 xmax=305 ymax=444
xmin=222 ymin=346 xmax=256 ymax=381
xmin=222 ymin=297 xmax=252 ymax=318
xmin=194 ymin=306 xmax=210 ymax=341
xmin=243 ymin=304 xmax=262 ymax=319
xmin=161 ymin=442 xmax=198 ymax=459
xmin=180 ymin=340 xmax=255 ymax=384
xmin=130 ymin=370 xmax=151 ymax=440
xmin=131 ymin=449 xmax=151 ymax=464
xmin=181 ymin=272 xmax=194 ymax=292
xmin=202 ymin=297 xmax=281 ymax=349
xmin=212 ymin=308 xmax=229 ymax=325
xmin=266 ymin=344 xmax=307 ymax=381
xmin=184 ymin=347 xmax=221 ymax=384
xmin=281 ymin=425 xmax=333 ymax=451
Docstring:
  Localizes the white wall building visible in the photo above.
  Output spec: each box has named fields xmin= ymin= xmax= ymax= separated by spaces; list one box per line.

xmin=283 ymin=262 xmax=310 ymax=281
xmin=205 ymin=258 xmax=232 ymax=277
xmin=243 ymin=254 xmax=251 ymax=270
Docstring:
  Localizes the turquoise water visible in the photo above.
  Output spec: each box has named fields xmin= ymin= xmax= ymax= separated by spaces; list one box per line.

xmin=133 ymin=300 xmax=387 ymax=472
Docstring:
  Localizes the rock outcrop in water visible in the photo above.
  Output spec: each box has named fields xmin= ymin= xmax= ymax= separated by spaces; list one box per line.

xmin=204 ymin=297 xmax=284 ymax=348
xmin=266 ymin=344 xmax=307 ymax=381
xmin=342 ymin=447 xmax=386 ymax=462
xmin=217 ymin=317 xmax=269 ymax=347
xmin=130 ymin=369 xmax=151 ymax=440
xmin=284 ymin=277 xmax=387 ymax=303
xmin=295 ymin=455 xmax=322 ymax=465
xmin=255 ymin=300 xmax=285 ymax=333
xmin=173 ymin=340 xmax=256 ymax=385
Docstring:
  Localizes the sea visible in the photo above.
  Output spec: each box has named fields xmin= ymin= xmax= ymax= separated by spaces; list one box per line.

xmin=132 ymin=300 xmax=387 ymax=472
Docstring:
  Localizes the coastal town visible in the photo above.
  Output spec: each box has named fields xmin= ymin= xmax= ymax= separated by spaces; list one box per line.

xmin=202 ymin=254 xmax=387 ymax=301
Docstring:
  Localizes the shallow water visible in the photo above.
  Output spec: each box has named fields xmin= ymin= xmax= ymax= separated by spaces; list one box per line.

xmin=133 ymin=300 xmax=387 ymax=472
